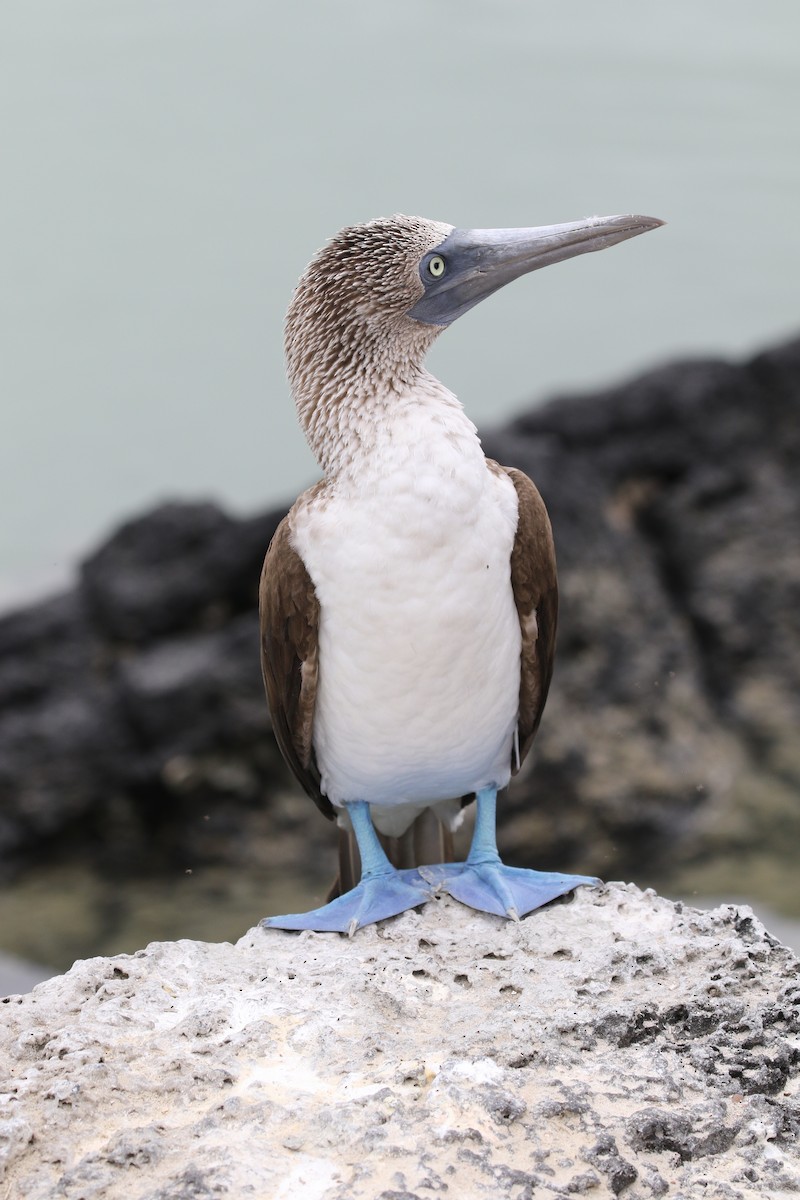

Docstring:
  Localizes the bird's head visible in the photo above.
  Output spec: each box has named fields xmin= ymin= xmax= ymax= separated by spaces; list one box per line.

xmin=285 ymin=212 xmax=663 ymax=465
xmin=285 ymin=215 xmax=453 ymax=403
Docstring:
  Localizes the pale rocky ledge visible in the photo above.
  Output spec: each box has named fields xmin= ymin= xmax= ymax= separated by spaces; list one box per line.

xmin=1 ymin=884 xmax=799 ymax=1199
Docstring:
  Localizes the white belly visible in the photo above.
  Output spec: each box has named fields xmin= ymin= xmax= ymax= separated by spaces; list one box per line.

xmin=292 ymin=450 xmax=521 ymax=833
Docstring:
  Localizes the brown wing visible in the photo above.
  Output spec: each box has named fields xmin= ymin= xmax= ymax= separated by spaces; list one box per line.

xmin=259 ymin=504 xmax=333 ymax=819
xmin=496 ymin=463 xmax=559 ymax=772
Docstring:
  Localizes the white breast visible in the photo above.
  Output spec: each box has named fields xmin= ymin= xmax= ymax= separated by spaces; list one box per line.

xmin=291 ymin=386 xmax=521 ymax=835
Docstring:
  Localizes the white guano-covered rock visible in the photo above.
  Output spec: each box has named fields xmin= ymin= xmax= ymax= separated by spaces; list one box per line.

xmin=1 ymin=884 xmax=799 ymax=1199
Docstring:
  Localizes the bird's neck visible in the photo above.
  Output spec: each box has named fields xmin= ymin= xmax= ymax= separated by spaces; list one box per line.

xmin=289 ymin=337 xmax=483 ymax=484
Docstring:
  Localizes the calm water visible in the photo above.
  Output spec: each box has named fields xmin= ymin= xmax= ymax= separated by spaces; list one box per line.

xmin=2 ymin=0 xmax=800 ymax=610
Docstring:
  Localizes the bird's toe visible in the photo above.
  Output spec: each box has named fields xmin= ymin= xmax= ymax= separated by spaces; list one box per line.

xmin=428 ymin=861 xmax=599 ymax=920
xmin=262 ymin=868 xmax=433 ymax=934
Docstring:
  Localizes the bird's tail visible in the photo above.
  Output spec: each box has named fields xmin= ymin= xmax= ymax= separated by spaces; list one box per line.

xmin=327 ymin=808 xmax=454 ymax=899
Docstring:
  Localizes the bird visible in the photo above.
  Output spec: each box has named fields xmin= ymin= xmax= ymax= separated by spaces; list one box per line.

xmin=260 ymin=211 xmax=664 ymax=934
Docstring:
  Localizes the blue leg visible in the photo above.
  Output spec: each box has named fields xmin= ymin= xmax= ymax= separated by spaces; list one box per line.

xmin=262 ymin=800 xmax=433 ymax=935
xmin=421 ymin=786 xmax=600 ymax=919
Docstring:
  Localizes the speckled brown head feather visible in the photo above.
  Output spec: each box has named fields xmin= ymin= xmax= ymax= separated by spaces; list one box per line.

xmin=285 ymin=214 xmax=452 ymax=474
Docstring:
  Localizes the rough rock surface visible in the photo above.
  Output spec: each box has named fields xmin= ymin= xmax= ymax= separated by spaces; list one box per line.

xmin=1 ymin=337 xmax=800 ymax=912
xmin=1 ymin=886 xmax=799 ymax=1199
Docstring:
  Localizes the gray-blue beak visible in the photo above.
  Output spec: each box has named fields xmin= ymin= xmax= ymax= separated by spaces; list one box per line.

xmin=408 ymin=213 xmax=664 ymax=327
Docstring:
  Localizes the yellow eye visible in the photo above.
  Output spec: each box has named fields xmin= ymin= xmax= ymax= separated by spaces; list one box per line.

xmin=428 ymin=255 xmax=446 ymax=278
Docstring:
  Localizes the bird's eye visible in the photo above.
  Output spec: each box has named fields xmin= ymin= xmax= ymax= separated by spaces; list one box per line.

xmin=427 ymin=255 xmax=446 ymax=279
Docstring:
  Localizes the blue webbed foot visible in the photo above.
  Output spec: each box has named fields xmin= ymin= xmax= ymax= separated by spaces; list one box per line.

xmin=419 ymin=784 xmax=600 ymax=920
xmin=262 ymin=867 xmax=432 ymax=935
xmin=420 ymin=861 xmax=599 ymax=919
xmin=262 ymin=800 xmax=434 ymax=935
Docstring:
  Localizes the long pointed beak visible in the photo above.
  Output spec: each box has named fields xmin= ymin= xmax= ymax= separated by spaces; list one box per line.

xmin=408 ymin=213 xmax=665 ymax=326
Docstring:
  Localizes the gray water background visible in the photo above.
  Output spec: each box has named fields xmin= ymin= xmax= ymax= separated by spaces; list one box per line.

xmin=2 ymin=0 xmax=800 ymax=610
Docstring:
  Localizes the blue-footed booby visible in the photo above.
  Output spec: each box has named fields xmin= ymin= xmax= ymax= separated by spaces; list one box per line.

xmin=261 ymin=212 xmax=663 ymax=934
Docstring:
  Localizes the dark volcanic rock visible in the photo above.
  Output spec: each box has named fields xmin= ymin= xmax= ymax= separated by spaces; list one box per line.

xmin=0 ymin=506 xmax=287 ymax=878
xmin=1 ymin=338 xmax=799 ymax=908
xmin=80 ymin=502 xmax=282 ymax=643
